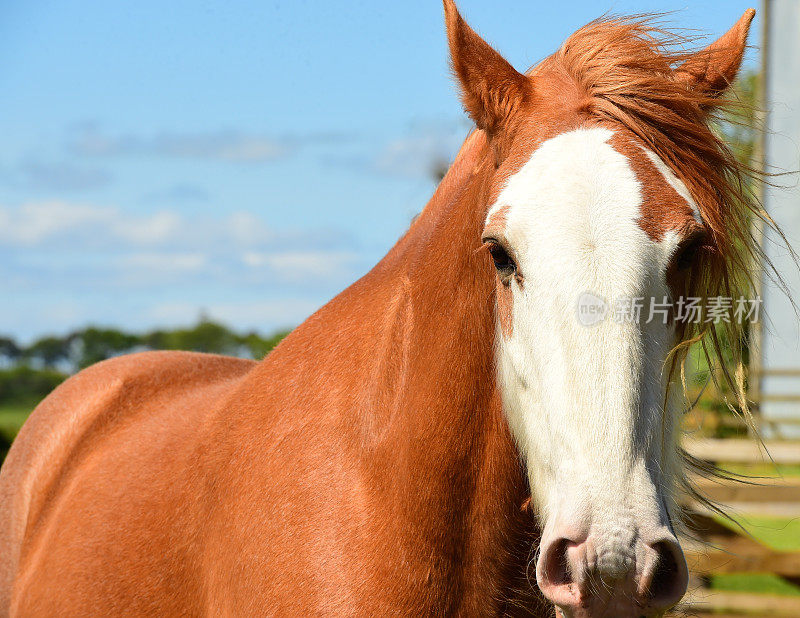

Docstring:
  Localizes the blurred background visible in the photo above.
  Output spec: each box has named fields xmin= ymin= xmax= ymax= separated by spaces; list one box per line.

xmin=1 ymin=1 xmax=798 ymax=616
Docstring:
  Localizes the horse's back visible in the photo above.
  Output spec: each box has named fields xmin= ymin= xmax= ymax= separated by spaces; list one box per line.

xmin=0 ymin=350 xmax=255 ymax=616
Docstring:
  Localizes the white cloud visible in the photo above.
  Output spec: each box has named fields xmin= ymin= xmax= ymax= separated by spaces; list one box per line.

xmin=373 ymin=123 xmax=468 ymax=179
xmin=0 ymin=200 xmax=255 ymax=249
xmin=227 ymin=211 xmax=270 ymax=246
xmin=119 ymin=252 xmax=208 ymax=273
xmin=242 ymin=250 xmax=356 ymax=278
xmin=115 ymin=211 xmax=183 ymax=244
xmin=0 ymin=201 xmax=115 ymax=245
xmin=70 ymin=129 xmax=289 ymax=162
xmin=2 ymin=199 xmax=364 ymax=295
xmin=147 ymin=298 xmax=320 ymax=329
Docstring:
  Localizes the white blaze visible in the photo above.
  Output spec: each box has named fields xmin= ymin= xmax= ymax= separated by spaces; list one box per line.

xmin=487 ymin=127 xmax=688 ymax=542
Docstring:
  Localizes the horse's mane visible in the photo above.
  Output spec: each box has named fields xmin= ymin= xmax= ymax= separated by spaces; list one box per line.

xmin=553 ymin=16 xmax=787 ymax=420
xmin=548 ymin=16 xmax=796 ymax=525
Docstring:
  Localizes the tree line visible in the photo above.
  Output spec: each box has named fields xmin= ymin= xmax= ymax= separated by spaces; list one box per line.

xmin=0 ymin=319 xmax=290 ymax=405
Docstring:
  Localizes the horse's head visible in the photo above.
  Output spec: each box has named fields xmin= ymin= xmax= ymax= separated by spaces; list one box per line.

xmin=444 ymin=2 xmax=757 ymax=616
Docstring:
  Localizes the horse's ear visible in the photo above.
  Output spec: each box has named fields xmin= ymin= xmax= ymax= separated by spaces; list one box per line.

xmin=675 ymin=9 xmax=755 ymax=97
xmin=443 ymin=0 xmax=529 ymax=133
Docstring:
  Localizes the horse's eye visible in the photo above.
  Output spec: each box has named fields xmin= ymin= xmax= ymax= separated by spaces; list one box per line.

xmin=675 ymin=232 xmax=706 ymax=271
xmin=488 ymin=242 xmax=516 ymax=275
xmin=676 ymin=243 xmax=697 ymax=270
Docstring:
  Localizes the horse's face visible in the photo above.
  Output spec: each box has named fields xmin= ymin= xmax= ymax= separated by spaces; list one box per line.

xmin=482 ymin=125 xmax=695 ymax=616
xmin=444 ymin=1 xmax=753 ymax=615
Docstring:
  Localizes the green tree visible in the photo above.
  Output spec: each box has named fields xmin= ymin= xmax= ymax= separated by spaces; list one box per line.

xmin=144 ymin=319 xmax=241 ymax=355
xmin=0 ymin=366 xmax=66 ymax=404
xmin=0 ymin=337 xmax=21 ymax=364
xmin=71 ymin=327 xmax=141 ymax=369
xmin=24 ymin=336 xmax=71 ymax=369
xmin=242 ymin=330 xmax=290 ymax=360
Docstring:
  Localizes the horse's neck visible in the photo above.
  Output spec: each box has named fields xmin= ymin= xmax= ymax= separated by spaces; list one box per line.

xmin=370 ymin=130 xmax=502 ymax=452
xmin=258 ymin=129 xmax=536 ymax=607
xmin=361 ymin=131 xmax=536 ymax=607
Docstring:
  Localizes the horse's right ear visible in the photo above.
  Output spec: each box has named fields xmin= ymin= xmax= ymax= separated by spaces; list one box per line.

xmin=443 ymin=0 xmax=529 ymax=134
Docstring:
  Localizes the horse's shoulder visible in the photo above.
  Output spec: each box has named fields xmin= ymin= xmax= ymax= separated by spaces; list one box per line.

xmin=0 ymin=351 xmax=256 ymax=613
xmin=1 ymin=351 xmax=255 ymax=538
xmin=12 ymin=350 xmax=251 ymax=463
xmin=15 ymin=350 xmax=245 ymax=430
xmin=70 ymin=349 xmax=256 ymax=391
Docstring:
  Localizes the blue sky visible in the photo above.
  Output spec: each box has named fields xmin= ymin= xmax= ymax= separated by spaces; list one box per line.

xmin=2 ymin=0 xmax=759 ymax=342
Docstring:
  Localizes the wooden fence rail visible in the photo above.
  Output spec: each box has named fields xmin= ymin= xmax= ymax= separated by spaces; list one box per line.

xmin=676 ymin=438 xmax=800 ymax=616
xmin=684 ymin=439 xmax=800 ymax=465
xmin=681 ymin=590 xmax=800 ymax=617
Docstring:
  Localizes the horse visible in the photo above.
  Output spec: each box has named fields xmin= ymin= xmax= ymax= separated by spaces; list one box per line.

xmin=0 ymin=2 xmax=767 ymax=616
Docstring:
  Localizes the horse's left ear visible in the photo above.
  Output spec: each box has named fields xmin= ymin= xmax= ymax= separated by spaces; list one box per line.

xmin=443 ymin=0 xmax=529 ymax=134
xmin=675 ymin=8 xmax=755 ymax=96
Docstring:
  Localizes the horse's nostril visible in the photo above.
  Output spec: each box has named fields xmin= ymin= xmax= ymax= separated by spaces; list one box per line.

xmin=650 ymin=542 xmax=678 ymax=593
xmin=646 ymin=539 xmax=688 ymax=608
xmin=546 ymin=538 xmax=574 ymax=586
xmin=536 ymin=536 xmax=584 ymax=609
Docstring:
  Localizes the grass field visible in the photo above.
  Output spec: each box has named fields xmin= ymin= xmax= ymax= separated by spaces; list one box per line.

xmin=0 ymin=399 xmax=38 ymax=444
xmin=711 ymin=514 xmax=800 ymax=597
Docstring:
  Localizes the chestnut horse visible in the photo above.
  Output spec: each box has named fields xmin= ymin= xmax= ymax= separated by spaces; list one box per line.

xmin=0 ymin=3 xmax=763 ymax=616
